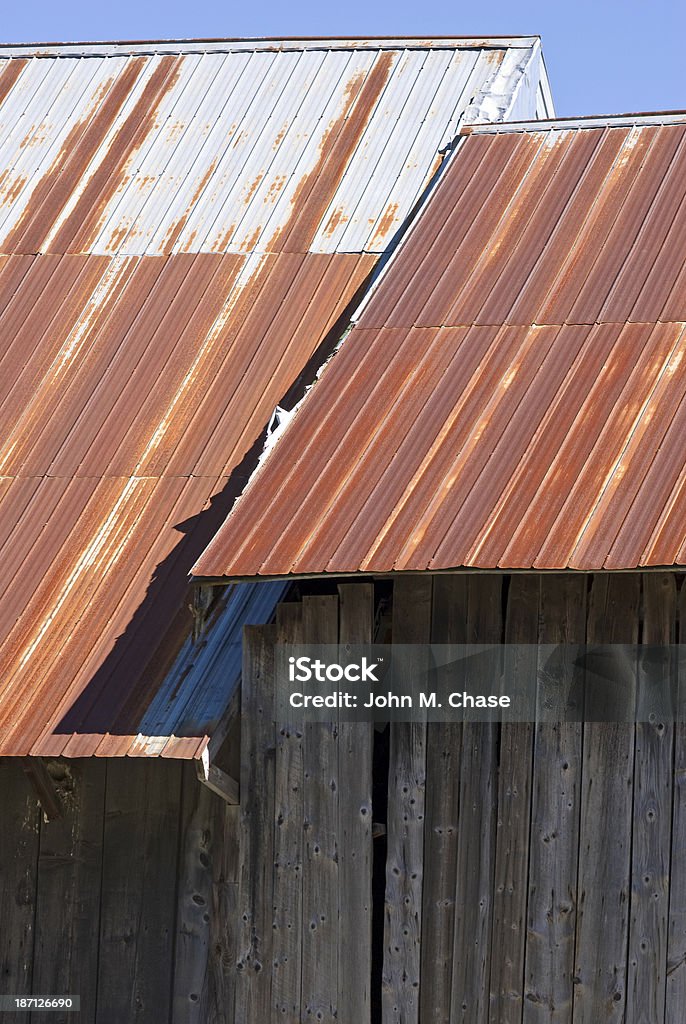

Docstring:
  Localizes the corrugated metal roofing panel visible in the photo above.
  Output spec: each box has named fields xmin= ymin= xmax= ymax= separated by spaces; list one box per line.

xmin=193 ymin=118 xmax=686 ymax=579
xmin=0 ymin=250 xmax=372 ymax=757
xmin=0 ymin=40 xmax=542 ymax=256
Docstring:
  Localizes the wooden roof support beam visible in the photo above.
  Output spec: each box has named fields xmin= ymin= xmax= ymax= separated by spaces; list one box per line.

xmin=195 ymin=748 xmax=239 ymax=805
xmin=21 ymin=756 xmax=62 ymax=820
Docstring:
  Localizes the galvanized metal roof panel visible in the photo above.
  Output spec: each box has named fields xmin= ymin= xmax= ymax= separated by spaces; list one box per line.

xmin=193 ymin=119 xmax=686 ymax=579
xmin=0 ymin=37 xmax=543 ymax=57
xmin=0 ymin=41 xmax=542 ymax=256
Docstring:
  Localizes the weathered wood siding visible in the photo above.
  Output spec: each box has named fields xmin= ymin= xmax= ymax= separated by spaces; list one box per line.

xmin=0 ymin=760 xmax=237 ymax=1024
xmin=239 ymin=573 xmax=686 ymax=1024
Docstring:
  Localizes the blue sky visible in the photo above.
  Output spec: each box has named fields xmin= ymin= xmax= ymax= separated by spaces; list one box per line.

xmin=4 ymin=1 xmax=684 ymax=117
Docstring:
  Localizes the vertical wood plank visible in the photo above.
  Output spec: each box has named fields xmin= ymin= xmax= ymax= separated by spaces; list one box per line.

xmin=451 ymin=574 xmax=502 ymax=1024
xmin=172 ymin=765 xmax=220 ymax=1023
xmin=524 ymin=574 xmax=587 ymax=1024
xmin=338 ymin=583 xmax=374 ymax=1024
xmin=272 ymin=603 xmax=305 ymax=1023
xmin=382 ymin=575 xmax=432 ymax=1024
xmin=31 ymin=760 xmax=105 ymax=1024
xmin=420 ymin=574 xmax=467 ymax=1024
xmin=236 ymin=624 xmax=277 ymax=1024
xmin=301 ymin=595 xmax=339 ymax=1024
xmin=489 ymin=575 xmax=539 ymax=1024
xmin=665 ymin=577 xmax=686 ymax=1023
xmin=207 ymin=802 xmax=240 ymax=1024
xmin=97 ymin=759 xmax=183 ymax=1023
xmin=0 ymin=760 xmax=40 ymax=1024
xmin=626 ymin=573 xmax=675 ymax=1024
xmin=573 ymin=573 xmax=639 ymax=1024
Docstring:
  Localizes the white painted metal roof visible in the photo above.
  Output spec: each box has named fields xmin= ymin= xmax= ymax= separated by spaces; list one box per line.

xmin=0 ymin=38 xmax=549 ymax=256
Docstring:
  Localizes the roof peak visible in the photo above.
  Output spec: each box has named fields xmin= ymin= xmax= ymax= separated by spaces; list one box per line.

xmin=465 ymin=109 xmax=686 ymax=133
xmin=0 ymin=35 xmax=540 ymax=58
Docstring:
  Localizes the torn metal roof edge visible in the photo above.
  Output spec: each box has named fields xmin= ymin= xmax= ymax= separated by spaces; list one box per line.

xmin=0 ymin=35 xmax=542 ymax=57
xmin=465 ymin=110 xmax=686 ymax=133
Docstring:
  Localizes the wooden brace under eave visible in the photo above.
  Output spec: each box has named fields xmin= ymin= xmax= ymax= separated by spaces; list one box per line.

xmin=21 ymin=756 xmax=62 ymax=820
xmin=195 ymin=748 xmax=239 ymax=805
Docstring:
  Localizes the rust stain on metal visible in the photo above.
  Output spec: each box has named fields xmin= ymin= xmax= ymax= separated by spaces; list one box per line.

xmin=212 ymin=222 xmax=238 ymax=253
xmin=160 ymin=157 xmax=218 ymax=255
xmin=0 ymin=58 xmax=28 ymax=109
xmin=370 ymin=201 xmax=399 ymax=248
xmin=51 ymin=55 xmax=184 ymax=254
xmin=106 ymin=224 xmax=130 ymax=251
xmin=265 ymin=174 xmax=287 ymax=202
xmin=272 ymin=124 xmax=288 ymax=150
xmin=243 ymin=172 xmax=264 ymax=205
xmin=271 ymin=50 xmax=395 ymax=253
xmin=2 ymin=59 xmax=149 ymax=254
xmin=428 ymin=150 xmax=444 ymax=181
xmin=240 ymin=225 xmax=264 ymax=253
xmin=36 ymin=57 xmax=184 ymax=256
xmin=194 ymin=120 xmax=686 ymax=580
xmin=3 ymin=175 xmax=28 ymax=206
xmin=322 ymin=205 xmax=349 ymax=237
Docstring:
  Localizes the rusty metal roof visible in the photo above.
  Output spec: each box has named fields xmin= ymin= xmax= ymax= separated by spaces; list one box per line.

xmin=193 ymin=117 xmax=686 ymax=580
xmin=0 ymin=250 xmax=372 ymax=758
xmin=0 ymin=37 xmax=548 ymax=757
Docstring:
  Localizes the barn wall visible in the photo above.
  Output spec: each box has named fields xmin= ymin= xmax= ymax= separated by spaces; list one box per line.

xmin=2 ymin=572 xmax=685 ymax=1024
xmin=239 ymin=573 xmax=686 ymax=1024
xmin=0 ymin=759 xmax=238 ymax=1024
